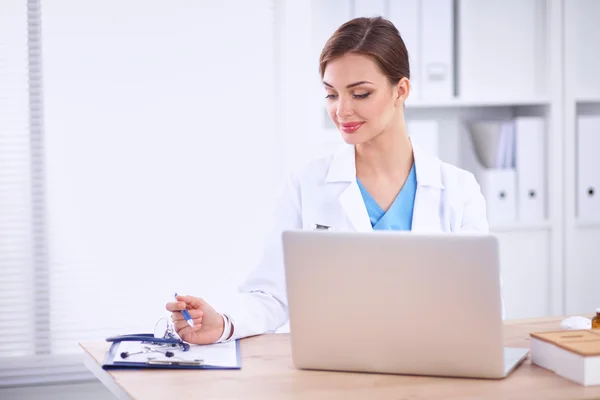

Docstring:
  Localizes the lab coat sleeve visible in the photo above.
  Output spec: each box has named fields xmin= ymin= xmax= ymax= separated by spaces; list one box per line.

xmin=222 ymin=170 xmax=303 ymax=340
xmin=459 ymin=172 xmax=489 ymax=233
xmin=460 ymin=172 xmax=506 ymax=319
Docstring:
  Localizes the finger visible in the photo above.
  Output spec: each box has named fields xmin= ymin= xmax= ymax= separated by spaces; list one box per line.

xmin=176 ymin=295 xmax=204 ymax=309
xmin=177 ymin=325 xmax=201 ymax=342
xmin=175 ymin=321 xmax=203 ymax=336
xmin=165 ymin=301 xmax=187 ymax=312
xmin=172 ymin=310 xmax=203 ymax=321
xmin=176 ymin=325 xmax=195 ymax=339
xmin=174 ymin=317 xmax=203 ymax=332
xmin=179 ymin=325 xmax=202 ymax=342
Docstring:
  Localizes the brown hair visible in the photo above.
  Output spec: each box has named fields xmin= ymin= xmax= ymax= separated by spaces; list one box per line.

xmin=319 ymin=16 xmax=410 ymax=85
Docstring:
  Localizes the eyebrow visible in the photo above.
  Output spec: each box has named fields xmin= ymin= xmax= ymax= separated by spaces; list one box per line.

xmin=322 ymin=80 xmax=374 ymax=89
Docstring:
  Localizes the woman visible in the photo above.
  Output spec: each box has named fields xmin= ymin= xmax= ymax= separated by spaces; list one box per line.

xmin=166 ymin=16 xmax=488 ymax=344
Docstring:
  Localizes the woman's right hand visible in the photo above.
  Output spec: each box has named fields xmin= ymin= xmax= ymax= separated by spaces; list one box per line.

xmin=165 ymin=295 xmax=225 ymax=345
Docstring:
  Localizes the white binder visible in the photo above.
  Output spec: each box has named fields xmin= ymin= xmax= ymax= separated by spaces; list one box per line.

xmin=456 ymin=0 xmax=542 ymax=99
xmin=421 ymin=0 xmax=454 ymax=99
xmin=577 ymin=116 xmax=600 ymax=222
xmin=462 ymin=121 xmax=517 ymax=226
xmin=388 ymin=0 xmax=420 ymax=100
xmin=353 ymin=0 xmax=386 ymax=17
xmin=477 ymin=169 xmax=518 ymax=226
xmin=312 ymin=0 xmax=352 ymax=51
xmin=515 ymin=117 xmax=546 ymax=222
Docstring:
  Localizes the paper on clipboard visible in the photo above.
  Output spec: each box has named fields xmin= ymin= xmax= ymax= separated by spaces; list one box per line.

xmin=103 ymin=339 xmax=241 ymax=369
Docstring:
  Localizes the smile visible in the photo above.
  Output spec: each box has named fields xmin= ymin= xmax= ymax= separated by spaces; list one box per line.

xmin=339 ymin=122 xmax=364 ymax=133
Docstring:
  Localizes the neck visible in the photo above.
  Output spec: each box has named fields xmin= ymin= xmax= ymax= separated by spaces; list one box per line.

xmin=355 ymin=120 xmax=413 ymax=179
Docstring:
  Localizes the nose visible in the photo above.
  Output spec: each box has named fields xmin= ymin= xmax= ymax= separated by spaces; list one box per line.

xmin=335 ymin=96 xmax=353 ymax=120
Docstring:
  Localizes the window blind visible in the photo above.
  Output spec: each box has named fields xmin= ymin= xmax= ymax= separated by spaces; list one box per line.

xmin=0 ymin=0 xmax=38 ymax=377
xmin=0 ymin=0 xmax=84 ymax=386
xmin=1 ymin=0 xmax=279 ymax=387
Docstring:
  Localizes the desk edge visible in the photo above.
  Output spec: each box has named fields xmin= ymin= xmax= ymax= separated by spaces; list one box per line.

xmin=80 ymin=343 xmax=133 ymax=400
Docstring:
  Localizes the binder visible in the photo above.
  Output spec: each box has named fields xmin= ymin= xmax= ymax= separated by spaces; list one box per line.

xmin=407 ymin=119 xmax=439 ymax=157
xmin=577 ymin=116 xmax=600 ymax=222
xmin=388 ymin=0 xmax=420 ymax=100
xmin=313 ymin=0 xmax=352 ymax=50
xmin=515 ymin=117 xmax=546 ymax=222
xmin=476 ymin=169 xmax=518 ymax=226
xmin=456 ymin=0 xmax=542 ymax=99
xmin=462 ymin=121 xmax=517 ymax=225
xmin=420 ymin=0 xmax=454 ymax=99
xmin=354 ymin=0 xmax=386 ymax=17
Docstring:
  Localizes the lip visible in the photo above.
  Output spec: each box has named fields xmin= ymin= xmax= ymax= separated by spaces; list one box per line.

xmin=339 ymin=121 xmax=364 ymax=133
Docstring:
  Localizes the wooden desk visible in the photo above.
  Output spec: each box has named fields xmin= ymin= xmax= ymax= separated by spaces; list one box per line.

xmin=81 ymin=316 xmax=600 ymax=399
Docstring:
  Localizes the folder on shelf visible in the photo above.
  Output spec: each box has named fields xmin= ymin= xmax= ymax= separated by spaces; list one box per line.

xmin=421 ymin=0 xmax=454 ymax=99
xmin=515 ymin=117 xmax=546 ymax=222
xmin=469 ymin=120 xmax=515 ymax=170
xmin=577 ymin=116 xmax=600 ymax=222
xmin=462 ymin=121 xmax=517 ymax=226
xmin=407 ymin=120 xmax=439 ymax=157
xmin=389 ymin=0 xmax=420 ymax=100
xmin=312 ymin=0 xmax=352 ymax=50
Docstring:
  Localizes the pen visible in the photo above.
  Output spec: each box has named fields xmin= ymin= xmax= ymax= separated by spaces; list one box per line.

xmin=174 ymin=292 xmax=194 ymax=327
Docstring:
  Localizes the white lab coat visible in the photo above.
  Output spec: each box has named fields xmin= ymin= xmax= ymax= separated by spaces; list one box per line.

xmin=223 ymin=142 xmax=490 ymax=340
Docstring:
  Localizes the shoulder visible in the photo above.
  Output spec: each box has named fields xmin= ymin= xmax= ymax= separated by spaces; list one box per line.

xmin=419 ymin=152 xmax=487 ymax=232
xmin=285 ymin=147 xmax=345 ymax=185
xmin=439 ymin=161 xmax=480 ymax=195
xmin=413 ymin=143 xmax=480 ymax=198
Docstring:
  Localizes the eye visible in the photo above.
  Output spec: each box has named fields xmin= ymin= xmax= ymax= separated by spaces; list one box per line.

xmin=353 ymin=93 xmax=370 ymax=99
xmin=325 ymin=93 xmax=338 ymax=100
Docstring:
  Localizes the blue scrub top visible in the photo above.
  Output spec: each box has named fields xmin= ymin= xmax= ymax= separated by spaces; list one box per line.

xmin=356 ymin=164 xmax=417 ymax=230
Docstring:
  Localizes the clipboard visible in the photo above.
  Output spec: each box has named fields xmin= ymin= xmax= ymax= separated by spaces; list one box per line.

xmin=102 ymin=338 xmax=242 ymax=370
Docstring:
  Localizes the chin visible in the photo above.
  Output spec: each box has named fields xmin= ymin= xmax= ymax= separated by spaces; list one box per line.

xmin=338 ymin=131 xmax=370 ymax=146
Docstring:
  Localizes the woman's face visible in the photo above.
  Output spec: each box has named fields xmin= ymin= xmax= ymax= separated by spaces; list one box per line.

xmin=322 ymin=53 xmax=408 ymax=145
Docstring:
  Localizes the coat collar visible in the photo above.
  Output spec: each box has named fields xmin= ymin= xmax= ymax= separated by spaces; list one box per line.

xmin=325 ymin=140 xmax=445 ymax=189
xmin=324 ymin=140 xmax=445 ymax=232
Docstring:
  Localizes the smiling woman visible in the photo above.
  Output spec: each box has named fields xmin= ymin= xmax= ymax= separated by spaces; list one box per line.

xmin=318 ymin=18 xmax=417 ymax=214
xmin=165 ymin=16 xmax=492 ymax=345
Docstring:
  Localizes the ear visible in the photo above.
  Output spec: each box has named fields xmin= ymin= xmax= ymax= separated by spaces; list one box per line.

xmin=393 ymin=77 xmax=410 ymax=107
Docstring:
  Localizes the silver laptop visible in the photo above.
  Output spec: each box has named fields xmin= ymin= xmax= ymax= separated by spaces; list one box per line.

xmin=281 ymin=230 xmax=529 ymax=379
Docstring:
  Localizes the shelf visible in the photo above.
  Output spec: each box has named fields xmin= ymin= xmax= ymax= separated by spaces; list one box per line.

xmin=574 ymin=95 xmax=600 ymax=103
xmin=490 ymin=221 xmax=552 ymax=233
xmin=404 ymin=97 xmax=550 ymax=109
xmin=575 ymin=220 xmax=600 ymax=230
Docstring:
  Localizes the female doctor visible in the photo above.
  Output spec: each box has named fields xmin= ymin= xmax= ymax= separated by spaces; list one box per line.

xmin=166 ymin=16 xmax=489 ymax=344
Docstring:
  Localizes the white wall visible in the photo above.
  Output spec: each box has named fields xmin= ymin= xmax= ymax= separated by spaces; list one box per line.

xmin=42 ymin=0 xmax=280 ymax=349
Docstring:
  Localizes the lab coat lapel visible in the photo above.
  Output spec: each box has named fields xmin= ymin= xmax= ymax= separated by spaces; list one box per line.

xmin=326 ymin=145 xmax=373 ymax=232
xmin=339 ymin=181 xmax=373 ymax=232
xmin=410 ymin=142 xmax=445 ymax=232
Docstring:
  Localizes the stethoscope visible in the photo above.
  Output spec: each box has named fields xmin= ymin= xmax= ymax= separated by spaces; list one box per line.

xmin=105 ymin=317 xmax=191 ymax=358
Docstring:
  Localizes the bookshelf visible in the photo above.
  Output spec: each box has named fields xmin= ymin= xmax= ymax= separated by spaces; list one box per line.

xmin=274 ymin=0 xmax=598 ymax=320
xmin=405 ymin=98 xmax=550 ymax=109
xmin=563 ymin=0 xmax=600 ymax=316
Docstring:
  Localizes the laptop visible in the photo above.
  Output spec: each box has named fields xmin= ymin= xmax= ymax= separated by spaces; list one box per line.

xmin=281 ymin=230 xmax=529 ymax=379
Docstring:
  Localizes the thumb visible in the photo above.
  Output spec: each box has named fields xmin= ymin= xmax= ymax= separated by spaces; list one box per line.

xmin=176 ymin=295 xmax=204 ymax=310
